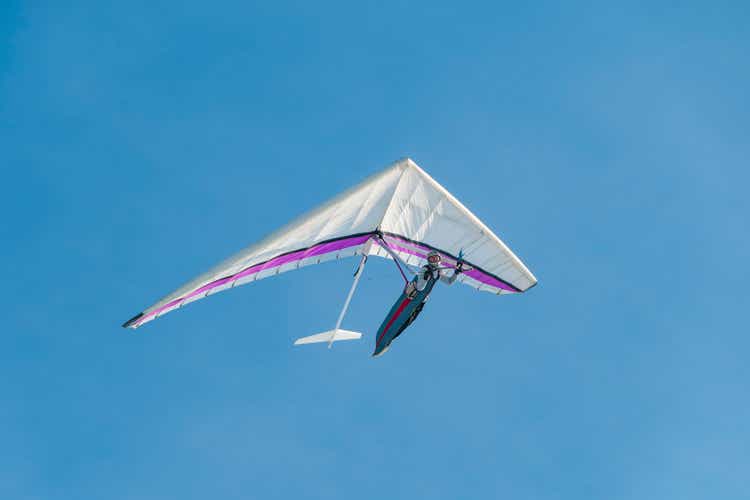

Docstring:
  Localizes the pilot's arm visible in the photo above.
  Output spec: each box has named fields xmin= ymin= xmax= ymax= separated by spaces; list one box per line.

xmin=440 ymin=269 xmax=461 ymax=285
xmin=439 ymin=262 xmax=473 ymax=285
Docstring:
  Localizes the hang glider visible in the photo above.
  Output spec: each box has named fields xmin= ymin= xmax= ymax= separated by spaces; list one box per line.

xmin=123 ymin=158 xmax=537 ymax=342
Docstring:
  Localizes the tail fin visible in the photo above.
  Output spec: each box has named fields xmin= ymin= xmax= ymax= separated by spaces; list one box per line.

xmin=294 ymin=329 xmax=362 ymax=346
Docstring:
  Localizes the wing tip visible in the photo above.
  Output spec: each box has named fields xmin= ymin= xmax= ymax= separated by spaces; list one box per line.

xmin=522 ymin=279 xmax=539 ymax=292
xmin=122 ymin=312 xmax=144 ymax=329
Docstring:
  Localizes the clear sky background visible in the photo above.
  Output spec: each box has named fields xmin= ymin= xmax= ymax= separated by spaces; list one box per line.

xmin=2 ymin=1 xmax=748 ymax=499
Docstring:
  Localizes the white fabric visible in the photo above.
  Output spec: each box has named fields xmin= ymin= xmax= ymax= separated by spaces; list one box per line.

xmin=378 ymin=160 xmax=537 ymax=292
xmin=293 ymin=329 xmax=362 ymax=345
xmin=128 ymin=158 xmax=536 ymax=328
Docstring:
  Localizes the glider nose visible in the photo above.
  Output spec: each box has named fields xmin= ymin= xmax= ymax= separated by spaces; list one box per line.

xmin=372 ymin=344 xmax=390 ymax=358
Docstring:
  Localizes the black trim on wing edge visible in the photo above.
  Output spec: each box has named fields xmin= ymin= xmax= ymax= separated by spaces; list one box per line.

xmin=121 ymin=232 xmax=376 ymax=328
xmin=122 ymin=312 xmax=144 ymax=328
xmin=379 ymin=231 xmax=525 ymax=293
xmin=122 ymin=230 xmax=530 ymax=328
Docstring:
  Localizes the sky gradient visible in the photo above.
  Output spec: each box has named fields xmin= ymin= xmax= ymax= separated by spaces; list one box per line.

xmin=2 ymin=2 xmax=749 ymax=499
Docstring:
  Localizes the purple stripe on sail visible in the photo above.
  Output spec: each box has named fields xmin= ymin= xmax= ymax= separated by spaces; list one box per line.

xmin=462 ymin=268 xmax=517 ymax=292
xmin=383 ymin=234 xmax=433 ymax=254
xmin=133 ymin=234 xmax=372 ymax=327
xmin=378 ymin=236 xmax=518 ymax=293
xmin=383 ymin=241 xmax=428 ymax=260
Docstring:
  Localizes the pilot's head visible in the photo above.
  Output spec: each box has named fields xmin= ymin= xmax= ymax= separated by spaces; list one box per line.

xmin=427 ymin=251 xmax=441 ymax=266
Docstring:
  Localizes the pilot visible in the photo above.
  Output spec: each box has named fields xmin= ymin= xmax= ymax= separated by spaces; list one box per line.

xmin=405 ymin=250 xmax=463 ymax=298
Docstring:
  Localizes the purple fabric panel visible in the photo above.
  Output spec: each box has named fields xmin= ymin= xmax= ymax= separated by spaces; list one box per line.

xmin=379 ymin=236 xmax=517 ymax=293
xmin=384 ymin=241 xmax=428 ymax=260
xmin=384 ymin=234 xmax=433 ymax=253
xmin=134 ymin=234 xmax=372 ymax=327
xmin=462 ymin=268 xmax=517 ymax=292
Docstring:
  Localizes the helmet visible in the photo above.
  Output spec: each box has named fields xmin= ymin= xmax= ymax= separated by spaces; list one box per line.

xmin=427 ymin=251 xmax=441 ymax=265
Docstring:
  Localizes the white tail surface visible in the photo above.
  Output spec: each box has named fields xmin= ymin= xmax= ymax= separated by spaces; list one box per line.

xmin=294 ymin=329 xmax=362 ymax=346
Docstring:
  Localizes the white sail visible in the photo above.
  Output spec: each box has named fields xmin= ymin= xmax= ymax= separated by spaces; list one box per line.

xmin=124 ymin=158 xmax=536 ymax=329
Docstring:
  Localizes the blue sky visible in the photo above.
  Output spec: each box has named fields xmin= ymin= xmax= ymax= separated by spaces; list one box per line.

xmin=2 ymin=1 xmax=748 ymax=499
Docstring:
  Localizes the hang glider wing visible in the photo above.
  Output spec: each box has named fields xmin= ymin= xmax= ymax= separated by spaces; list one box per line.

xmin=123 ymin=158 xmax=537 ymax=329
xmin=372 ymin=161 xmax=537 ymax=295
